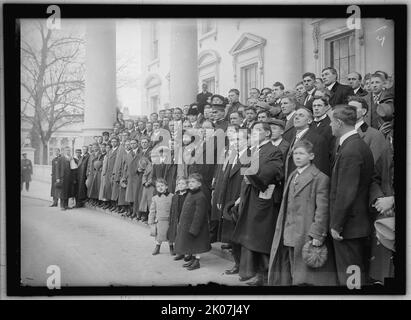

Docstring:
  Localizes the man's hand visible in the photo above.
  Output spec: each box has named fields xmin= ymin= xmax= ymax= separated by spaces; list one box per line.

xmin=331 ymin=228 xmax=343 ymax=241
xmin=311 ymin=238 xmax=323 ymax=247
xmin=375 ymin=196 xmax=394 ymax=214
xmin=244 ymin=176 xmax=250 ymax=184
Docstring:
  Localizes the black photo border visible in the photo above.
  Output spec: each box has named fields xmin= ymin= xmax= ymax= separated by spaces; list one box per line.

xmin=4 ymin=3 xmax=406 ymax=296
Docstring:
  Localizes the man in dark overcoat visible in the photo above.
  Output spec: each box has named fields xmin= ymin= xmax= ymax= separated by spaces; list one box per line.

xmin=56 ymin=147 xmax=73 ymax=210
xmin=76 ymin=146 xmax=90 ymax=208
xmin=231 ymin=122 xmax=284 ymax=285
xmin=50 ymin=148 xmax=61 ymax=207
xmin=329 ymin=105 xmax=374 ymax=286
xmin=103 ymin=137 xmax=119 ymax=210
xmin=21 ymin=153 xmax=33 ymax=192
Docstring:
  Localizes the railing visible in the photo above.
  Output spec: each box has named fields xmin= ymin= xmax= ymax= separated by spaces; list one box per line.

xmin=33 ymin=165 xmax=52 ymax=183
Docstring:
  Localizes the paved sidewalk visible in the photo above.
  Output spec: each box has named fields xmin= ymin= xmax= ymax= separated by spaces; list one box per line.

xmin=21 ymin=179 xmax=234 ymax=262
xmin=21 ymin=179 xmax=52 ymax=202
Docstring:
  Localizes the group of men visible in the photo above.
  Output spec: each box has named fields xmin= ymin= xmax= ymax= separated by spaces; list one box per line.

xmin=45 ymin=66 xmax=394 ymax=286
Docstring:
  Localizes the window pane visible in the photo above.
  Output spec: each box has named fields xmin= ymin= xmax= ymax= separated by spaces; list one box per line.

xmin=340 ymin=57 xmax=349 ymax=82
xmin=348 ymin=55 xmax=355 ymax=73
xmin=340 ymin=37 xmax=349 ymax=58
xmin=349 ymin=34 xmax=355 ymax=56
xmin=333 ymin=59 xmax=340 ymax=73
xmin=332 ymin=40 xmax=340 ymax=60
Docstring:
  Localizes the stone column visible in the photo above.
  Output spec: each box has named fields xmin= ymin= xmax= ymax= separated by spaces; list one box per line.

xmin=169 ymin=20 xmax=198 ymax=107
xmin=83 ymin=19 xmax=117 ymax=144
xmin=268 ymin=19 xmax=303 ymax=89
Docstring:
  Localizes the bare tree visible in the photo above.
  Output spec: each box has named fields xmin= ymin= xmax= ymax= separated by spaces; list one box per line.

xmin=21 ymin=20 xmax=85 ymax=164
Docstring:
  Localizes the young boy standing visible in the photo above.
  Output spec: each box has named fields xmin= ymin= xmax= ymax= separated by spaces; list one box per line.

xmin=168 ymin=177 xmax=189 ymax=259
xmin=149 ymin=179 xmax=174 ymax=255
xmin=174 ymin=173 xmax=211 ymax=270
xmin=268 ymin=140 xmax=337 ymax=286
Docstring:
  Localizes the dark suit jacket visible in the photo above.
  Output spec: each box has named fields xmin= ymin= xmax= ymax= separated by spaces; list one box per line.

xmin=329 ymin=133 xmax=374 ymax=239
xmin=196 ymin=91 xmax=213 ymax=113
xmin=310 ymin=115 xmax=335 ymax=162
xmin=354 ymin=87 xmax=368 ymax=97
xmin=328 ymin=82 xmax=354 ymax=107
xmin=282 ymin=113 xmax=296 ymax=143
xmin=284 ymin=127 xmax=331 ymax=180
xmin=302 ymin=88 xmax=317 ymax=111
xmin=274 ymin=139 xmax=290 ymax=159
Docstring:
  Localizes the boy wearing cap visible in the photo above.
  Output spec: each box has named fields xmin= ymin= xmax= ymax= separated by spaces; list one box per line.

xmin=268 ymin=139 xmax=337 ymax=286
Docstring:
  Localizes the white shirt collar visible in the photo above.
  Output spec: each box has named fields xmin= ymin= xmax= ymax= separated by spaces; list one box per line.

xmin=327 ymin=82 xmax=337 ymax=91
xmin=272 ymin=137 xmax=283 ymax=146
xmin=339 ymin=129 xmax=358 ymax=146
xmin=286 ymin=110 xmax=296 ymax=121
xmin=354 ymin=87 xmax=360 ymax=94
xmin=295 ymin=127 xmax=309 ymax=140
xmin=113 ymin=146 xmax=118 ymax=151
xmin=297 ymin=163 xmax=310 ymax=175
xmin=314 ymin=114 xmax=328 ymax=122
xmin=355 ymin=120 xmax=365 ymax=131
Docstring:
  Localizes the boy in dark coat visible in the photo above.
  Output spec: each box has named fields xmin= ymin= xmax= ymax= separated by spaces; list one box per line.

xmin=175 ymin=173 xmax=211 ymax=270
xmin=169 ymin=177 xmax=188 ymax=259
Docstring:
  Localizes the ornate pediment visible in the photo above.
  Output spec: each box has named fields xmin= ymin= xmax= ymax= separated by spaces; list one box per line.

xmin=145 ymin=73 xmax=162 ymax=88
xmin=198 ymin=50 xmax=221 ymax=69
xmin=229 ymin=33 xmax=267 ymax=56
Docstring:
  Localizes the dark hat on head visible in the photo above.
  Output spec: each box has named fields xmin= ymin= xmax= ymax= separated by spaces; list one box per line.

xmin=211 ymin=94 xmax=225 ymax=103
xmin=102 ymin=131 xmax=110 ymax=136
xmin=75 ymin=149 xmax=81 ymax=152
xmin=187 ymin=104 xmax=199 ymax=116
xmin=302 ymin=240 xmax=328 ymax=268
xmin=22 ymin=152 xmax=27 ymax=155
xmin=269 ymin=118 xmax=286 ymax=129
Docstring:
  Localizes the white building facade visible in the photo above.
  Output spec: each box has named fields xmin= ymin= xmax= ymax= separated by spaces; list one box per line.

xmin=140 ymin=18 xmax=394 ymax=111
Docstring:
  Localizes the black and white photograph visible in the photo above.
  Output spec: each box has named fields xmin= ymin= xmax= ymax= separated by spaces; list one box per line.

xmin=0 ymin=0 xmax=407 ymax=300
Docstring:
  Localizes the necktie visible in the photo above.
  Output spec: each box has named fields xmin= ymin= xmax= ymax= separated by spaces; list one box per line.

xmin=293 ymin=172 xmax=300 ymax=192
xmin=373 ymin=94 xmax=379 ymax=104
xmin=304 ymin=94 xmax=311 ymax=106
